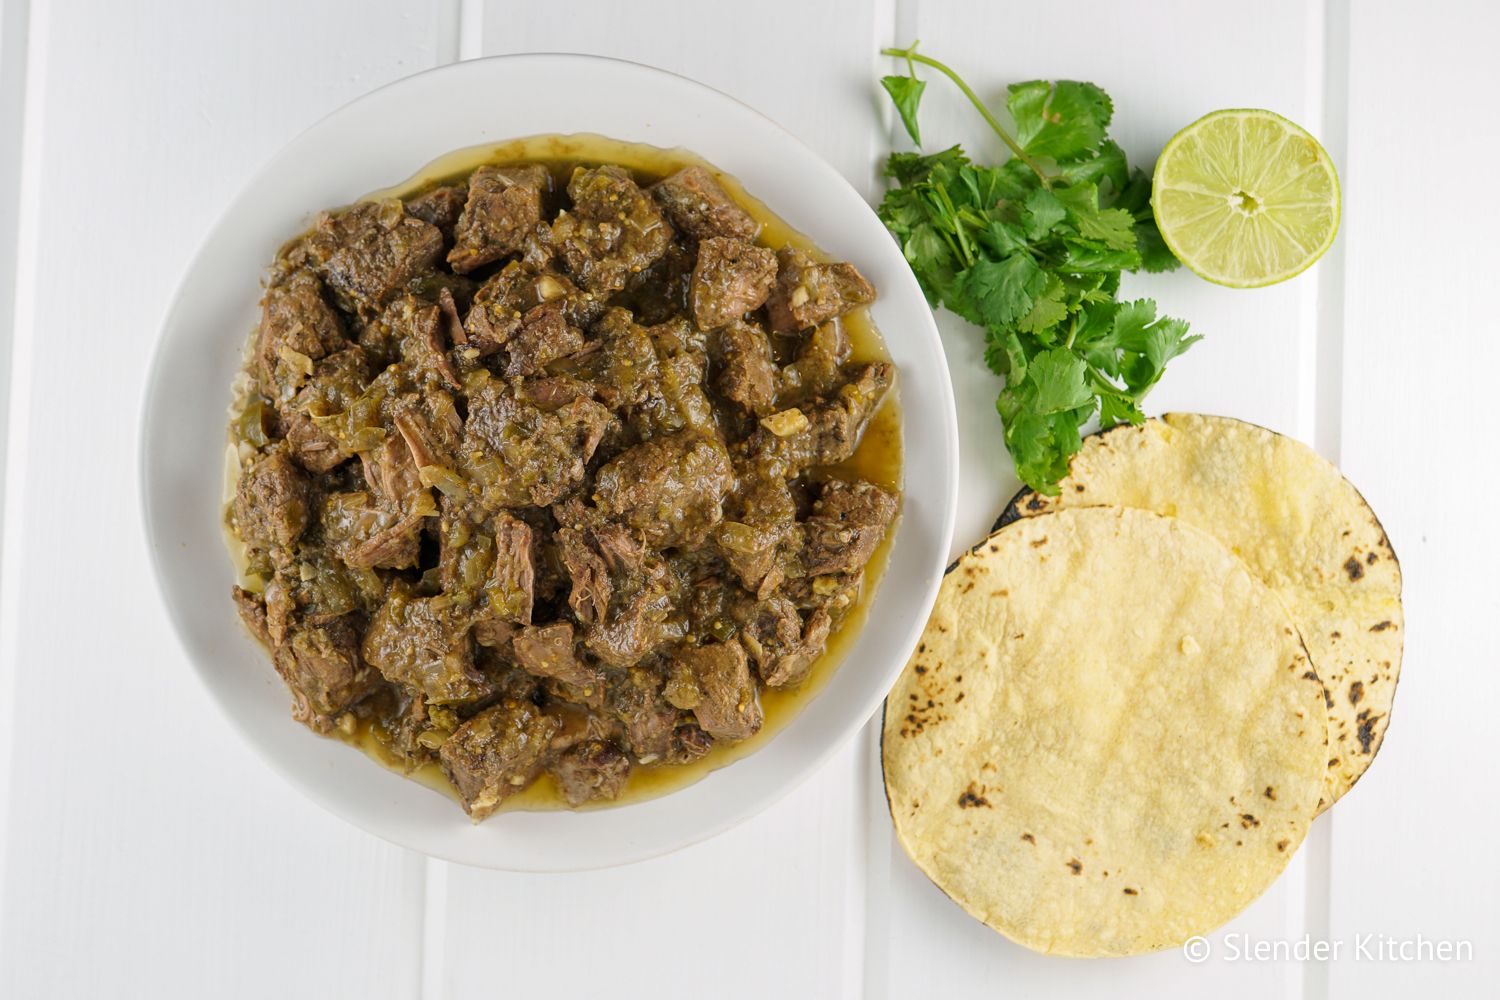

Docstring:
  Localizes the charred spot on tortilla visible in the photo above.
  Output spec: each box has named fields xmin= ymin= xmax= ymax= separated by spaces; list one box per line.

xmin=958 ymin=784 xmax=991 ymax=809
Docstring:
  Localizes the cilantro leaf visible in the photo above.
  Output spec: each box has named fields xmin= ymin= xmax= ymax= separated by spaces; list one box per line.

xmin=1056 ymin=139 xmax=1129 ymax=194
xmin=1109 ymin=299 xmax=1165 ymax=351
xmin=1134 ymin=219 xmax=1179 ymax=273
xmin=999 ymin=395 xmax=1089 ymax=492
xmin=1053 ymin=183 xmax=1137 ymax=250
xmin=978 ymin=220 xmax=1030 ymax=258
xmin=958 ymin=255 xmax=1048 ymax=329
xmin=1016 ymin=274 xmax=1069 ymax=333
xmin=1109 ymin=299 xmax=1200 ymax=391
xmin=1061 ymin=241 xmax=1140 ymax=273
xmin=1027 ymin=349 xmax=1094 ymax=412
xmin=1007 ymin=80 xmax=1114 ymax=162
xmin=885 ymin=145 xmax=969 ymax=185
xmin=881 ymin=75 xmax=927 ymax=146
xmin=1098 ymin=393 xmax=1145 ymax=427
xmin=983 ymin=327 xmax=1028 ymax=381
xmin=1022 ymin=187 xmax=1067 ymax=239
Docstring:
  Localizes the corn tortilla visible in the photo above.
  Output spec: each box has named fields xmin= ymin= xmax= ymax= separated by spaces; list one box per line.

xmin=883 ymin=507 xmax=1328 ymax=957
xmin=1000 ymin=413 xmax=1402 ymax=806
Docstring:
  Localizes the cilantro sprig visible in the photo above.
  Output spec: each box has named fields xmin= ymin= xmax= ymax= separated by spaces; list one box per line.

xmin=877 ymin=42 xmax=1198 ymax=494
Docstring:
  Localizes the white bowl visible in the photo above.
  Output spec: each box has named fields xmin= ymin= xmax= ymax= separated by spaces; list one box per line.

xmin=139 ymin=53 xmax=958 ymax=871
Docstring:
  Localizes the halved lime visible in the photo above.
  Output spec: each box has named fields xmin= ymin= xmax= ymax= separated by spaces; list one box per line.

xmin=1152 ymin=109 xmax=1340 ymax=288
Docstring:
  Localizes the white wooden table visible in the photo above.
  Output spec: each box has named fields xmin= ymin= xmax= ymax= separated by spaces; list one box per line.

xmin=1 ymin=1 xmax=1495 ymax=996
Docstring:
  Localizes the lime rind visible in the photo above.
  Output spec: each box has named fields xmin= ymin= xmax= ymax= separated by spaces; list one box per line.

xmin=1152 ymin=108 xmax=1341 ymax=289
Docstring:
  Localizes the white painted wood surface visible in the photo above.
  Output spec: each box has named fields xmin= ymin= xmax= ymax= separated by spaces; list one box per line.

xmin=0 ymin=0 xmax=1493 ymax=996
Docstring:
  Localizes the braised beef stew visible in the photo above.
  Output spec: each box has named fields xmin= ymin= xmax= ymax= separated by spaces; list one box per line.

xmin=227 ymin=142 xmax=899 ymax=820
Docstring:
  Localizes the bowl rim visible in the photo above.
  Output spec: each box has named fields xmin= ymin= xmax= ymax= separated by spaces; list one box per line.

xmin=138 ymin=51 xmax=959 ymax=870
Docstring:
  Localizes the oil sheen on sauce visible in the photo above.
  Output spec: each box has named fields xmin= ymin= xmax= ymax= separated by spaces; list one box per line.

xmin=245 ymin=133 xmax=903 ymax=813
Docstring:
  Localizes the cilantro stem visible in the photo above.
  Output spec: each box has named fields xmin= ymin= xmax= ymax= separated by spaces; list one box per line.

xmin=1085 ymin=364 xmax=1132 ymax=399
xmin=881 ymin=44 xmax=1052 ymax=188
xmin=931 ymin=184 xmax=976 ymax=267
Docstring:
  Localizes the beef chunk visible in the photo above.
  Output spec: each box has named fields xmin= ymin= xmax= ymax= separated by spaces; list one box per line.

xmin=504 ymin=299 xmax=586 ymax=376
xmin=321 ymin=492 xmax=423 ymax=570
xmin=590 ymin=522 xmax=644 ymax=576
xmin=487 ymin=512 xmax=536 ymax=623
xmin=586 ymin=560 xmax=684 ymax=668
xmin=232 ymin=586 xmax=272 ymax=646
xmin=548 ymin=740 xmax=632 ymax=806
xmin=732 ymin=593 xmax=828 ymax=688
xmin=442 ymin=510 xmax=537 ymax=618
xmin=512 ymin=621 xmax=595 ymax=687
xmin=614 ymin=240 xmax=696 ymax=325
xmin=609 ymin=667 xmax=680 ymax=760
xmin=405 ymin=184 xmax=467 ymax=240
xmin=301 ymin=201 xmax=445 ymax=313
xmin=377 ymin=689 xmax=441 ymax=767
xmin=440 ymin=698 xmax=563 ymax=820
xmin=465 ymin=263 xmax=544 ymax=355
xmin=712 ymin=321 xmax=778 ymax=416
xmin=690 ymin=237 xmax=776 ymax=330
xmin=448 ymin=164 xmax=549 ymax=274
xmin=647 ymin=314 xmax=708 ymax=361
xmin=282 ymin=346 xmax=370 ymax=473
xmin=387 ymin=295 xmax=461 ymax=390
xmin=277 ymin=354 xmax=364 ymax=474
xmin=651 ymin=165 xmax=758 ymax=242
xmin=593 ymin=432 xmax=734 ymax=548
xmin=516 ymin=374 xmax=599 ymax=411
xmin=465 ymin=264 xmax=599 ymax=358
xmin=784 ymin=570 xmax=863 ymax=619
xmin=558 ymin=527 xmax=612 ymax=625
xmin=765 ymin=248 xmax=875 ymax=333
xmin=552 ymin=165 xmax=673 ymax=294
xmin=459 ymin=376 xmax=612 ymax=511
xmin=714 ymin=470 xmax=798 ymax=595
xmin=612 ymin=318 xmax=716 ymax=440
xmin=584 ymin=307 xmax=660 ymax=410
xmin=472 ymin=618 xmax=518 ymax=650
xmin=673 ymin=641 xmax=762 ymax=741
xmin=273 ymin=616 xmax=376 ymax=730
xmin=233 ymin=449 xmax=311 ymax=553
xmin=800 ymin=479 xmax=898 ymax=576
xmin=666 ymin=724 xmax=714 ymax=765
xmin=262 ymin=575 xmax=294 ymax=645
xmin=362 ymin=589 xmax=490 ymax=704
xmin=780 ymin=321 xmax=851 ymax=400
xmin=762 ymin=607 xmax=832 ymax=688
xmin=546 ymin=702 xmax=621 ymax=749
xmin=258 ymin=546 xmax=382 ymax=638
xmin=360 ymin=431 xmax=425 ymax=512
xmin=256 ymin=269 xmax=346 ymax=402
xmin=550 ymin=500 xmax=645 ymax=603
xmin=742 ymin=361 xmax=893 ymax=475
xmin=435 ymin=285 xmax=467 ymax=344
xmin=392 ymin=391 xmax=463 ymax=476
xmin=543 ymin=676 xmax=607 ymax=711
